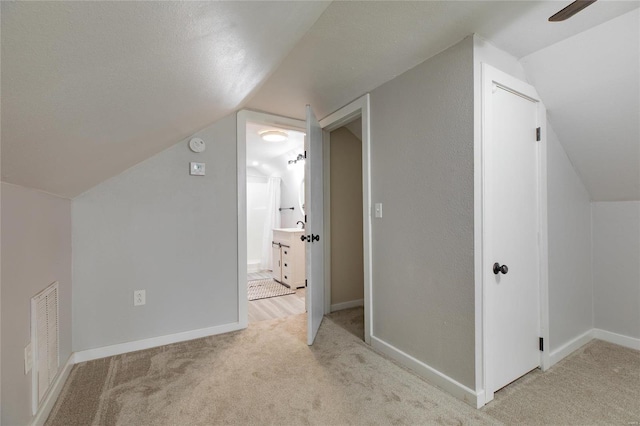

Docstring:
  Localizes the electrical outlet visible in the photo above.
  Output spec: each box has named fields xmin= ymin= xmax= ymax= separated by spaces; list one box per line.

xmin=134 ymin=290 xmax=146 ymax=306
xmin=25 ymin=343 xmax=32 ymax=374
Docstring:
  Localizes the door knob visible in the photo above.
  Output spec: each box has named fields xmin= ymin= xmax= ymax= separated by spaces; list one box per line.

xmin=300 ymin=235 xmax=310 ymax=242
xmin=493 ymin=263 xmax=508 ymax=275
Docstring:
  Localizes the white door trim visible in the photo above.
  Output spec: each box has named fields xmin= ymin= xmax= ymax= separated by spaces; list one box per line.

xmin=320 ymin=94 xmax=372 ymax=345
xmin=479 ymin=64 xmax=549 ymax=405
xmin=236 ymin=110 xmax=306 ymax=328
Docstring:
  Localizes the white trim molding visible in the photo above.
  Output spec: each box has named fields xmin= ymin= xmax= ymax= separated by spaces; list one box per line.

xmin=330 ymin=299 xmax=364 ymax=312
xmin=593 ymin=329 xmax=640 ymax=350
xmin=371 ymin=336 xmax=481 ymax=408
xmin=30 ymin=354 xmax=74 ymax=426
xmin=479 ymin=63 xmax=549 ymax=405
xmin=549 ymin=328 xmax=640 ymax=368
xmin=320 ymin=93 xmax=373 ymax=346
xmin=549 ymin=329 xmax=594 ymax=367
xmin=236 ymin=110 xmax=306 ymax=330
xmin=74 ymin=322 xmax=243 ymax=363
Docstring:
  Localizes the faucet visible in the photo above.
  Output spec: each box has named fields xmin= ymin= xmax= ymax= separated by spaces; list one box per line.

xmin=296 ymin=221 xmax=305 ymax=229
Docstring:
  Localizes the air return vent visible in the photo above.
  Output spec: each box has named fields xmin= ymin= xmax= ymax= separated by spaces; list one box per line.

xmin=31 ymin=281 xmax=59 ymax=414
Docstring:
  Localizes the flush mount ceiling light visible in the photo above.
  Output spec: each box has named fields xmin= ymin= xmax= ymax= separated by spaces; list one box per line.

xmin=260 ymin=130 xmax=288 ymax=142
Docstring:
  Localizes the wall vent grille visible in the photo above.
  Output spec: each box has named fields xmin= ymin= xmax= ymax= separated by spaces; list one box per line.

xmin=31 ymin=281 xmax=59 ymax=414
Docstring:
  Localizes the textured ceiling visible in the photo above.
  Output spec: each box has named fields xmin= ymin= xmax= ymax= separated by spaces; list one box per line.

xmin=2 ymin=1 xmax=638 ymax=199
xmin=0 ymin=1 xmax=329 ymax=197
xmin=247 ymin=1 xmax=639 ymax=120
xmin=521 ymin=9 xmax=639 ymax=201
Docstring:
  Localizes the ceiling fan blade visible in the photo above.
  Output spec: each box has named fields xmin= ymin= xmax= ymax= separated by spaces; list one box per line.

xmin=549 ymin=0 xmax=597 ymax=22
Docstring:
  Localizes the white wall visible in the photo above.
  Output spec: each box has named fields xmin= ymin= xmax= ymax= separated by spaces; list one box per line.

xmin=247 ymin=175 xmax=268 ymax=269
xmin=1 ymin=183 xmax=72 ymax=426
xmin=546 ymin=126 xmax=593 ymax=351
xmin=592 ymin=201 xmax=640 ymax=340
xmin=267 ymin=153 xmax=305 ymax=229
xmin=72 ymin=114 xmax=238 ymax=352
xmin=370 ymin=37 xmax=476 ymax=389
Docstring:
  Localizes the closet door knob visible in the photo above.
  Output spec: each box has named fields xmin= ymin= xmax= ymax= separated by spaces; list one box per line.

xmin=493 ymin=263 xmax=508 ymax=275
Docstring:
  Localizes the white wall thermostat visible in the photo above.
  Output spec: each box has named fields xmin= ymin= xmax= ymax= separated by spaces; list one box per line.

xmin=190 ymin=162 xmax=205 ymax=176
xmin=189 ymin=137 xmax=206 ymax=153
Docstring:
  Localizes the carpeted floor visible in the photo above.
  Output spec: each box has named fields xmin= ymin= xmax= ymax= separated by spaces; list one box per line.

xmin=484 ymin=338 xmax=640 ymax=424
xmin=46 ymin=308 xmax=640 ymax=425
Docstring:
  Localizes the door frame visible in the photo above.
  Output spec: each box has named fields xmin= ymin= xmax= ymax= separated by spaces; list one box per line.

xmin=319 ymin=94 xmax=372 ymax=345
xmin=237 ymin=110 xmax=306 ymax=328
xmin=479 ymin=64 xmax=550 ymax=405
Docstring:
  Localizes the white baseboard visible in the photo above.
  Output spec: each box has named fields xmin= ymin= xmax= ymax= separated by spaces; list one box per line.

xmin=30 ymin=354 xmax=74 ymax=426
xmin=371 ymin=336 xmax=479 ymax=408
xmin=593 ymin=328 xmax=640 ymax=350
xmin=330 ymin=299 xmax=364 ymax=312
xmin=548 ymin=328 xmax=640 ymax=368
xmin=247 ymin=261 xmax=261 ymax=273
xmin=74 ymin=321 xmax=244 ymax=363
xmin=549 ymin=329 xmax=594 ymax=367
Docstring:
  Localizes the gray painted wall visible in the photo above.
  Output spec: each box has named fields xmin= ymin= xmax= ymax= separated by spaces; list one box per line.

xmin=330 ymin=126 xmax=364 ymax=306
xmin=1 ymin=183 xmax=72 ymax=426
xmin=592 ymin=201 xmax=640 ymax=339
xmin=370 ymin=37 xmax=476 ymax=388
xmin=72 ymin=114 xmax=238 ymax=352
xmin=546 ymin=125 xmax=593 ymax=350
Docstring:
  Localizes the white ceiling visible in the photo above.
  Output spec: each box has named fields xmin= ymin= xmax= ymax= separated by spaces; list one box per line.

xmin=2 ymin=1 xmax=638 ymax=199
xmin=247 ymin=0 xmax=639 ymax=120
xmin=246 ymin=122 xmax=304 ymax=169
xmin=0 ymin=1 xmax=328 ymax=197
xmin=521 ymin=9 xmax=639 ymax=201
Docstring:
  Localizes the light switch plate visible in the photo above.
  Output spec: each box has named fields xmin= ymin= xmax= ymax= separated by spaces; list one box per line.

xmin=374 ymin=203 xmax=383 ymax=218
xmin=190 ymin=162 xmax=205 ymax=176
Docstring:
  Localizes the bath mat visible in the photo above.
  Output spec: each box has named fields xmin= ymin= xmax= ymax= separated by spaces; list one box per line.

xmin=248 ymin=279 xmax=295 ymax=301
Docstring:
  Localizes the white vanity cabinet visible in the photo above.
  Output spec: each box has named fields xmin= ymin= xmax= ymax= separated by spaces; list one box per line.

xmin=271 ymin=228 xmax=306 ymax=289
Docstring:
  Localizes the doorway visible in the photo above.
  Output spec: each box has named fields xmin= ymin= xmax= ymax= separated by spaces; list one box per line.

xmin=237 ymin=112 xmax=308 ymax=326
xmin=236 ymin=96 xmax=373 ymax=346
xmin=324 ymin=119 xmax=365 ymax=341
xmin=320 ymin=94 xmax=373 ymax=345
xmin=481 ymin=64 xmax=549 ymax=404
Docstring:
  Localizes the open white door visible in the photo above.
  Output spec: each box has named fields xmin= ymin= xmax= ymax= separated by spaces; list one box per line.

xmin=305 ymin=105 xmax=324 ymax=345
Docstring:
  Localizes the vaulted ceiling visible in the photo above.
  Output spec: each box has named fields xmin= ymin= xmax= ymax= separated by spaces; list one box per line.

xmin=2 ymin=1 xmax=638 ymax=199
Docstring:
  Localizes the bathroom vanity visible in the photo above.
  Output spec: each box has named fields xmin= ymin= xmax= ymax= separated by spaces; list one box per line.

xmin=272 ymin=228 xmax=306 ymax=289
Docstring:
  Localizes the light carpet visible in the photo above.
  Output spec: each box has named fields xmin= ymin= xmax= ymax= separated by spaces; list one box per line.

xmin=484 ymin=338 xmax=640 ymax=424
xmin=46 ymin=308 xmax=640 ymax=425
xmin=47 ymin=312 xmax=493 ymax=425
xmin=247 ymin=279 xmax=294 ymax=301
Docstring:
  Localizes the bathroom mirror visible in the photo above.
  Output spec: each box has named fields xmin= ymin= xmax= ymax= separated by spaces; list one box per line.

xmin=299 ymin=178 xmax=305 ymax=216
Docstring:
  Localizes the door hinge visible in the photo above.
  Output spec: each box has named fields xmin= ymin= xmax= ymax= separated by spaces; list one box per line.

xmin=305 ymin=279 xmax=308 ymax=287
xmin=304 ymin=150 xmax=307 ymax=159
xmin=304 ymin=214 xmax=307 ymax=222
xmin=539 ymin=337 xmax=544 ymax=352
xmin=536 ymin=127 xmax=541 ymax=141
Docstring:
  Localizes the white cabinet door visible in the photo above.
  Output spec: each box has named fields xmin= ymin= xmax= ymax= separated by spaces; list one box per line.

xmin=271 ymin=242 xmax=282 ymax=282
